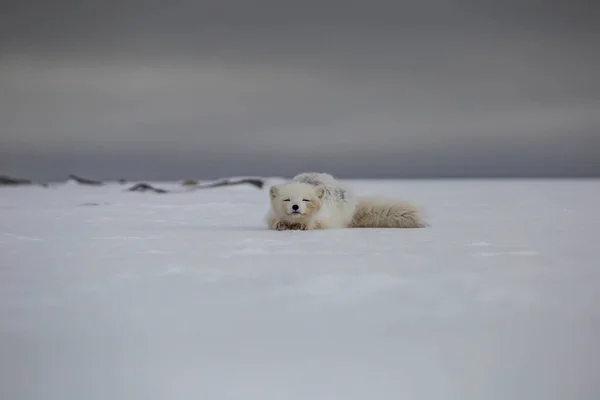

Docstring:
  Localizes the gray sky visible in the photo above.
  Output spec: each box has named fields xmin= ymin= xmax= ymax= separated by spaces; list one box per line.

xmin=1 ymin=0 xmax=599 ymax=180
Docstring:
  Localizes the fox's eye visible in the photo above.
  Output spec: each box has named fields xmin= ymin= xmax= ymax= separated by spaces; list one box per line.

xmin=302 ymin=199 xmax=310 ymax=202
xmin=283 ymin=199 xmax=291 ymax=202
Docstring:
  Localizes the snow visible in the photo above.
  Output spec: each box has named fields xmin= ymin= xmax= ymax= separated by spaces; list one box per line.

xmin=1 ymin=179 xmax=599 ymax=400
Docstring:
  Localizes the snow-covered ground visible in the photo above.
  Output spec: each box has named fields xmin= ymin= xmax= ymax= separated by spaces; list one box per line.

xmin=1 ymin=179 xmax=599 ymax=400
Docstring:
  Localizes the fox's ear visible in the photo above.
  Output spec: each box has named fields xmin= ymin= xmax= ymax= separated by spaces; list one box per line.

xmin=269 ymin=185 xmax=279 ymax=198
xmin=315 ymin=186 xmax=326 ymax=199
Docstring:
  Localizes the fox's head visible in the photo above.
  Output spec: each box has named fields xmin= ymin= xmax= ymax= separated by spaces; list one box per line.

xmin=269 ymin=182 xmax=325 ymax=219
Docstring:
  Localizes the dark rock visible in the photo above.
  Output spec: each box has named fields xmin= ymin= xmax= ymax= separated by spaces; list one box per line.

xmin=0 ymin=175 xmax=33 ymax=186
xmin=127 ymin=182 xmax=169 ymax=194
xmin=125 ymin=177 xmax=265 ymax=194
xmin=68 ymin=174 xmax=103 ymax=186
xmin=181 ymin=179 xmax=200 ymax=186
xmin=191 ymin=178 xmax=265 ymax=190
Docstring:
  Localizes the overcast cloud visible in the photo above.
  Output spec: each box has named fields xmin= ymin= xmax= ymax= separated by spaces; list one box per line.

xmin=1 ymin=0 xmax=599 ymax=180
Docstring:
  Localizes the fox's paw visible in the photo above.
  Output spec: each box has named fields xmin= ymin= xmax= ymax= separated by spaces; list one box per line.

xmin=289 ymin=223 xmax=307 ymax=231
xmin=274 ymin=221 xmax=307 ymax=231
xmin=275 ymin=221 xmax=290 ymax=231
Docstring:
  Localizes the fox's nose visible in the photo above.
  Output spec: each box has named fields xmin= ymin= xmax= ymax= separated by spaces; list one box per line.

xmin=292 ymin=204 xmax=299 ymax=211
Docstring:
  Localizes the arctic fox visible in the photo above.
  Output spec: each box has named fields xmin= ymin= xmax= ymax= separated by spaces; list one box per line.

xmin=266 ymin=172 xmax=427 ymax=230
xmin=266 ymin=172 xmax=357 ymax=231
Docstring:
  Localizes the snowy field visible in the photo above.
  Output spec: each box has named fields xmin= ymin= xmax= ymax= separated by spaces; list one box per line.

xmin=1 ymin=178 xmax=599 ymax=400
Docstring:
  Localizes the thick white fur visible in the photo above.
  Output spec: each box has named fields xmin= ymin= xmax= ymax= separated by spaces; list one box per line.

xmin=350 ymin=196 xmax=427 ymax=228
xmin=266 ymin=172 xmax=357 ymax=230
xmin=293 ymin=172 xmax=358 ymax=228
xmin=266 ymin=172 xmax=427 ymax=230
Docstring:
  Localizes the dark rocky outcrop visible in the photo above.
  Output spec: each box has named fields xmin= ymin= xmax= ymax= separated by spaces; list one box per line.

xmin=0 ymin=174 xmax=48 ymax=187
xmin=191 ymin=178 xmax=265 ymax=190
xmin=126 ymin=177 xmax=265 ymax=194
xmin=68 ymin=174 xmax=104 ymax=186
xmin=126 ymin=182 xmax=169 ymax=193
xmin=0 ymin=175 xmax=33 ymax=186
xmin=181 ymin=179 xmax=200 ymax=186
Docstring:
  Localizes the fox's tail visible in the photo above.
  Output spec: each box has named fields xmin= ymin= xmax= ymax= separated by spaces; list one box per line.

xmin=349 ymin=196 xmax=428 ymax=228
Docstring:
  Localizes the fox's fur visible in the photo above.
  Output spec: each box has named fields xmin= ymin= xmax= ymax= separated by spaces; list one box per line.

xmin=350 ymin=196 xmax=427 ymax=228
xmin=266 ymin=172 xmax=357 ymax=230
xmin=266 ymin=172 xmax=427 ymax=231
